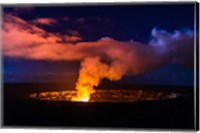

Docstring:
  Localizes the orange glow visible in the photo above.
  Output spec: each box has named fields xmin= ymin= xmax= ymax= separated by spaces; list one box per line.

xmin=78 ymin=97 xmax=89 ymax=102
xmin=71 ymin=95 xmax=90 ymax=102
xmin=71 ymin=84 xmax=95 ymax=102
xmin=29 ymin=89 xmax=177 ymax=103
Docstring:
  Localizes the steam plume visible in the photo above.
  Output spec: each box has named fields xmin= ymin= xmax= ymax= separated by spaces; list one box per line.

xmin=2 ymin=14 xmax=195 ymax=101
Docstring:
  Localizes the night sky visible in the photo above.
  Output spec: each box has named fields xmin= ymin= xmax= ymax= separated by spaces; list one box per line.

xmin=2 ymin=3 xmax=195 ymax=86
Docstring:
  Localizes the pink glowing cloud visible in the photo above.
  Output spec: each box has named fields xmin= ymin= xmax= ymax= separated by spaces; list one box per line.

xmin=3 ymin=14 xmax=82 ymax=58
xmin=2 ymin=14 xmax=194 ymax=77
xmin=32 ymin=18 xmax=57 ymax=25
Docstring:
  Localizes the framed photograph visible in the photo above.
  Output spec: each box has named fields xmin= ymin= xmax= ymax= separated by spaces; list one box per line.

xmin=1 ymin=2 xmax=199 ymax=131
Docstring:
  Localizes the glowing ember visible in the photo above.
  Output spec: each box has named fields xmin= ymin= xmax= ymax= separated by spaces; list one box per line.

xmin=71 ymin=85 xmax=94 ymax=102
xmin=72 ymin=95 xmax=90 ymax=102
xmin=71 ymin=70 xmax=96 ymax=102
xmin=29 ymin=89 xmax=178 ymax=103
xmin=79 ymin=97 xmax=89 ymax=102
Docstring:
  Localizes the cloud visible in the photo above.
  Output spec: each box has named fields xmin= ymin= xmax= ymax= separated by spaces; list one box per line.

xmin=150 ymin=27 xmax=195 ymax=68
xmin=31 ymin=18 xmax=57 ymax=25
xmin=3 ymin=14 xmax=82 ymax=57
xmin=2 ymin=14 xmax=195 ymax=100
xmin=65 ymin=29 xmax=80 ymax=36
xmin=62 ymin=35 xmax=82 ymax=43
xmin=3 ymin=14 xmax=194 ymax=68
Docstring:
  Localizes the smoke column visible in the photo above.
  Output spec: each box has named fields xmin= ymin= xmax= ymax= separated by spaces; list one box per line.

xmin=71 ymin=29 xmax=195 ymax=101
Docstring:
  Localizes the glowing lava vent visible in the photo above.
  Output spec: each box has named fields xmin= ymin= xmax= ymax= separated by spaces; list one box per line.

xmin=30 ymin=89 xmax=177 ymax=103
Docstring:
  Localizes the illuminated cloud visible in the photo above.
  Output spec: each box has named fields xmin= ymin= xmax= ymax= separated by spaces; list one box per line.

xmin=2 ymin=14 xmax=195 ymax=99
xmin=2 ymin=14 xmax=194 ymax=73
xmin=150 ymin=27 xmax=194 ymax=68
xmin=63 ymin=35 xmax=82 ymax=43
xmin=32 ymin=18 xmax=57 ymax=25
xmin=3 ymin=14 xmax=82 ymax=57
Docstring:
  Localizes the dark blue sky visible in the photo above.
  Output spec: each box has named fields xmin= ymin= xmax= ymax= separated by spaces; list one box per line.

xmin=3 ymin=3 xmax=195 ymax=85
xmin=4 ymin=3 xmax=195 ymax=41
